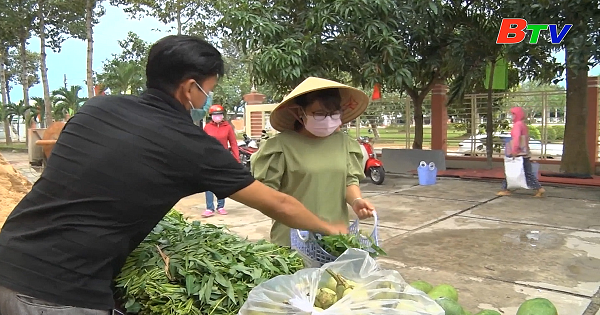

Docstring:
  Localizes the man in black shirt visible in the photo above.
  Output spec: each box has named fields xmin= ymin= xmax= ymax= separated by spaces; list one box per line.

xmin=0 ymin=35 xmax=347 ymax=315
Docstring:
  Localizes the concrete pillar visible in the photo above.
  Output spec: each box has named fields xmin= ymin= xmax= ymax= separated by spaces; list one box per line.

xmin=587 ymin=76 xmax=599 ymax=166
xmin=430 ymin=83 xmax=448 ymax=152
xmin=243 ymin=88 xmax=266 ymax=137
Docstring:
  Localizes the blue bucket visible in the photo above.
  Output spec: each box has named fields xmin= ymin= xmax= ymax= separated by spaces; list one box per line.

xmin=417 ymin=161 xmax=437 ymax=186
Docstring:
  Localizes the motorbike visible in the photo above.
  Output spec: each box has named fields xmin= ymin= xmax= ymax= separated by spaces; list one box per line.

xmin=238 ymin=130 xmax=269 ymax=170
xmin=358 ymin=136 xmax=385 ymax=185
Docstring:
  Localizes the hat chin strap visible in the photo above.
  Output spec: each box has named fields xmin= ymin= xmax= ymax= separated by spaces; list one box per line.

xmin=286 ymin=107 xmax=305 ymax=126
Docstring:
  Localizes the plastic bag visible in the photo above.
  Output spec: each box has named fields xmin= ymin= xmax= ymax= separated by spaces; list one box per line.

xmin=239 ymin=249 xmax=444 ymax=315
xmin=504 ymin=156 xmax=528 ymax=189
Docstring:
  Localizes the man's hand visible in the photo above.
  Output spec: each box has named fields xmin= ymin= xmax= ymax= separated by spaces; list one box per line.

xmin=324 ymin=222 xmax=349 ymax=236
xmin=352 ymin=198 xmax=375 ymax=219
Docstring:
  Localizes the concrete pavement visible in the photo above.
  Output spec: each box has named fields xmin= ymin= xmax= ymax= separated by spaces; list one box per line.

xmin=3 ymin=151 xmax=599 ymax=314
xmin=171 ymin=176 xmax=600 ymax=315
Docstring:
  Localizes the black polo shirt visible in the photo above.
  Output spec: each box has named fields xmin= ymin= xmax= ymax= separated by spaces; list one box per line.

xmin=0 ymin=89 xmax=255 ymax=310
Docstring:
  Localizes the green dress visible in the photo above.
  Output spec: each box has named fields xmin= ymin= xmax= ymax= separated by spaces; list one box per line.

xmin=250 ymin=130 xmax=365 ymax=246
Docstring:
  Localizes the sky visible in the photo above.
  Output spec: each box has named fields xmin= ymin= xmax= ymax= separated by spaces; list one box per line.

xmin=7 ymin=5 xmax=600 ymax=102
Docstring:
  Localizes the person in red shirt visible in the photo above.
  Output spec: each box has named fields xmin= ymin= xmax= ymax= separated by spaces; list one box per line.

xmin=202 ymin=104 xmax=240 ymax=217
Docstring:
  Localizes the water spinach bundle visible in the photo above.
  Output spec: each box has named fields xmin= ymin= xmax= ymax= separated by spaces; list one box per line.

xmin=114 ymin=210 xmax=304 ymax=315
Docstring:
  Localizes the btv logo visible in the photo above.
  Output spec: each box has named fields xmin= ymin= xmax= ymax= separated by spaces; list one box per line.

xmin=496 ymin=18 xmax=572 ymax=44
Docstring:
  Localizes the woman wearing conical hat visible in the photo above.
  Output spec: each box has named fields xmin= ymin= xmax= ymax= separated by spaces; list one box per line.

xmin=250 ymin=77 xmax=376 ymax=246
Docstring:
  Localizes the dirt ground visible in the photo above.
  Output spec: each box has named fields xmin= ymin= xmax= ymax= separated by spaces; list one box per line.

xmin=0 ymin=153 xmax=31 ymax=228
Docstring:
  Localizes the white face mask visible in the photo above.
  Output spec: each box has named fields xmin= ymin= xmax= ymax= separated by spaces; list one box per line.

xmin=212 ymin=114 xmax=224 ymax=123
xmin=303 ymin=112 xmax=342 ymax=137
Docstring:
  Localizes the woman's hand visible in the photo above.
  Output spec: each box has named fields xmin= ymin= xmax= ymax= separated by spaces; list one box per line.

xmin=352 ymin=198 xmax=375 ymax=219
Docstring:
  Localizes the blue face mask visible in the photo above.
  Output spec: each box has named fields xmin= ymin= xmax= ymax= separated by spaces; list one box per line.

xmin=190 ymin=83 xmax=213 ymax=122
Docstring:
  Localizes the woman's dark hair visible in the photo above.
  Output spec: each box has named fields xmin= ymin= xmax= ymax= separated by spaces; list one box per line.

xmin=145 ymin=35 xmax=225 ymax=93
xmin=293 ymin=88 xmax=342 ymax=131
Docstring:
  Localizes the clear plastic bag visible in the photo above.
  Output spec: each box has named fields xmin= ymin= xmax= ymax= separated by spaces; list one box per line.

xmin=239 ymin=249 xmax=444 ymax=315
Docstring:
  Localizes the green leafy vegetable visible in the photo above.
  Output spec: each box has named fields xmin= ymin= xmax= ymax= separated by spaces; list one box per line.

xmin=317 ymin=231 xmax=387 ymax=258
xmin=114 ymin=210 xmax=304 ymax=315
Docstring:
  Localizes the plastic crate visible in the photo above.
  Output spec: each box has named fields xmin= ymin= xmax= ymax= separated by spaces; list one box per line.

xmin=290 ymin=211 xmax=379 ymax=268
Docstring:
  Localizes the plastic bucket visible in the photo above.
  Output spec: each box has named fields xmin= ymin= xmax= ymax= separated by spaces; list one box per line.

xmin=417 ymin=161 xmax=437 ymax=186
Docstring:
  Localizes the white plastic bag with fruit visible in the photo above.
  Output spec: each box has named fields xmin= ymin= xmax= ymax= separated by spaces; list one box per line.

xmin=239 ymin=248 xmax=444 ymax=315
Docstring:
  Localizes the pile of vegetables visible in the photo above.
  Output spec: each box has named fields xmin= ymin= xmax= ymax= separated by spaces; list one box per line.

xmin=316 ymin=232 xmax=386 ymax=258
xmin=114 ymin=210 xmax=304 ymax=315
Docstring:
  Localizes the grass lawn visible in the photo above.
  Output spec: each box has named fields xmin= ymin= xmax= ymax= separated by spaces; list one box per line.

xmin=236 ymin=126 xmax=469 ymax=145
xmin=356 ymin=126 xmax=468 ymax=144
xmin=0 ymin=142 xmax=28 ymax=151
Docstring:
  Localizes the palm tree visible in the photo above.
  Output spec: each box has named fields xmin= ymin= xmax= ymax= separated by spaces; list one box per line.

xmin=0 ymin=103 xmax=15 ymax=145
xmin=24 ymin=105 xmax=40 ymax=127
xmin=30 ymin=96 xmax=46 ymax=128
xmin=52 ymin=85 xmax=88 ymax=120
xmin=111 ymin=62 xmax=143 ymax=94
xmin=52 ymin=104 xmax=67 ymax=121
xmin=5 ymin=101 xmax=33 ymax=142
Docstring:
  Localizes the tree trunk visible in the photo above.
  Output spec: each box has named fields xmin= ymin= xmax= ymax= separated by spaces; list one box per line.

xmin=176 ymin=8 xmax=182 ymax=35
xmin=411 ymin=96 xmax=426 ymax=149
xmin=0 ymin=48 xmax=7 ymax=106
xmin=19 ymin=33 xmax=30 ymax=143
xmin=38 ymin=3 xmax=53 ymax=128
xmin=485 ymin=60 xmax=496 ymax=168
xmin=369 ymin=122 xmax=380 ymax=139
xmin=560 ymin=50 xmax=590 ymax=175
xmin=85 ymin=0 xmax=95 ymax=98
xmin=25 ymin=113 xmax=30 ymax=146
xmin=5 ymin=81 xmax=10 ymax=104
xmin=0 ymin=53 xmax=12 ymax=145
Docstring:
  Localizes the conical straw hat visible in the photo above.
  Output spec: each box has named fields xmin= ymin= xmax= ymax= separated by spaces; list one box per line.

xmin=269 ymin=77 xmax=370 ymax=132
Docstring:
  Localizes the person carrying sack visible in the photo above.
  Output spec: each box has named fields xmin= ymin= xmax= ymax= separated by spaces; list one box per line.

xmin=497 ymin=106 xmax=545 ymax=197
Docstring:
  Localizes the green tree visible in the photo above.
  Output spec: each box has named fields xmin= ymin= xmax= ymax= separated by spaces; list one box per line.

xmin=503 ymin=0 xmax=600 ymax=175
xmin=8 ymin=0 xmax=36 ymax=131
xmin=110 ymin=0 xmax=215 ymax=35
xmin=220 ymin=0 xmax=512 ymax=150
xmin=52 ymin=85 xmax=88 ymax=116
xmin=0 ymin=103 xmax=16 ymax=144
xmin=218 ymin=0 xmax=411 ymax=92
xmin=0 ymin=0 xmax=20 ymax=144
xmin=84 ymin=0 xmax=106 ymax=97
xmin=211 ymin=39 xmax=253 ymax=115
xmin=99 ymin=61 xmax=144 ymax=95
xmin=36 ymin=0 xmax=88 ymax=126
xmin=30 ymin=96 xmax=47 ymax=127
xmin=97 ymin=32 xmax=149 ymax=94
xmin=5 ymin=101 xmax=33 ymax=142
xmin=3 ymin=48 xmax=41 ymax=95
xmin=441 ymin=0 xmax=562 ymax=166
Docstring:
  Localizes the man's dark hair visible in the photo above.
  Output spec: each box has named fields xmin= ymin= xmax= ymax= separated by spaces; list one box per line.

xmin=146 ymin=35 xmax=225 ymax=93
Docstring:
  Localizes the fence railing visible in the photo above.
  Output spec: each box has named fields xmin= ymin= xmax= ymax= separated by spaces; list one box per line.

xmin=347 ymin=90 xmax=579 ymax=160
xmin=245 ymin=89 xmax=600 ymax=162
